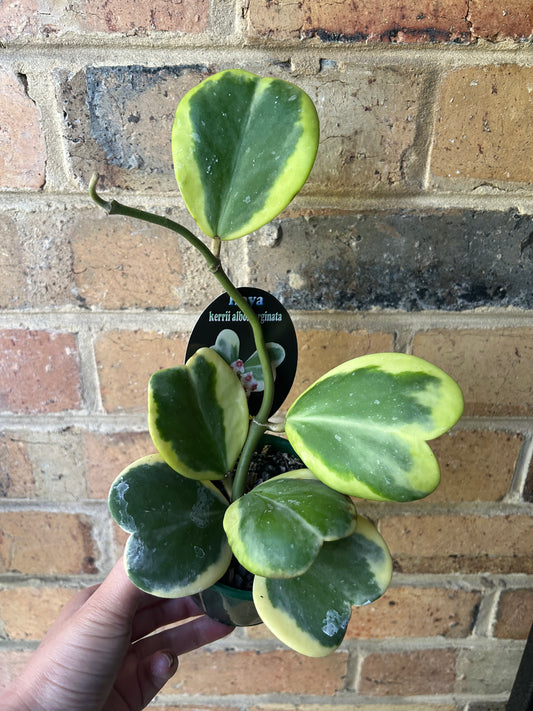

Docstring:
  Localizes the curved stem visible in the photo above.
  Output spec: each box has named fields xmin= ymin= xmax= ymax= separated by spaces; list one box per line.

xmin=89 ymin=174 xmax=275 ymax=501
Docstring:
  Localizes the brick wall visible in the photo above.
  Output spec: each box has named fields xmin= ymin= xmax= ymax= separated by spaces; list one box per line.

xmin=0 ymin=2 xmax=532 ymax=708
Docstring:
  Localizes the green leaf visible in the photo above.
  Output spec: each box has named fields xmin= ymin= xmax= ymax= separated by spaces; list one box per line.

xmin=109 ymin=455 xmax=232 ymax=597
xmin=172 ymin=69 xmax=319 ymax=241
xmin=148 ymin=347 xmax=249 ymax=480
xmin=243 ymin=342 xmax=286 ymax=391
xmin=253 ymin=517 xmax=392 ymax=657
xmin=223 ymin=472 xmax=357 ymax=578
xmin=285 ymin=353 xmax=464 ymax=502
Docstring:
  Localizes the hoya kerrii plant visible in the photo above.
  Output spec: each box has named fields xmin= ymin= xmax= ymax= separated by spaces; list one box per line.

xmin=90 ymin=69 xmax=464 ymax=657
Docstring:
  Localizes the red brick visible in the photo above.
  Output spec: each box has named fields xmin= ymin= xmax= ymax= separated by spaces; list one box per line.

xmin=0 ymin=1 xmax=39 ymax=41
xmin=0 ymin=434 xmax=35 ymax=498
xmin=84 ymin=430 xmax=154 ymax=498
xmin=359 ymin=649 xmax=455 ymax=695
xmin=70 ymin=211 xmax=219 ymax=310
xmin=0 ymin=586 xmax=75 ymax=640
xmin=380 ymin=514 xmax=533 ymax=574
xmin=75 ymin=0 xmax=208 ymax=33
xmin=0 ymin=70 xmax=45 ymax=189
xmin=412 ymin=328 xmax=533 ymax=417
xmin=347 ymin=587 xmax=480 ymax=639
xmin=469 ymin=0 xmax=533 ymax=40
xmin=494 ymin=589 xmax=533 ymax=639
xmin=0 ymin=512 xmax=98 ymax=575
xmin=245 ymin=0 xmax=470 ymax=42
xmin=427 ymin=430 xmax=523 ymax=502
xmin=94 ymin=330 xmax=188 ymax=412
xmin=0 ymin=330 xmax=82 ymax=414
xmin=162 ymin=649 xmax=348 ymax=696
xmin=431 ymin=65 xmax=533 ymax=185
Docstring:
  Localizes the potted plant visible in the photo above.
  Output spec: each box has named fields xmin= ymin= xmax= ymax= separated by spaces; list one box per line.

xmin=90 ymin=69 xmax=464 ymax=657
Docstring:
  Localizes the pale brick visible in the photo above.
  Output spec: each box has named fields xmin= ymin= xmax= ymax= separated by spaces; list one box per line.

xmin=24 ymin=430 xmax=87 ymax=501
xmin=0 ymin=586 xmax=75 ymax=640
xmin=412 ymin=328 xmax=533 ymax=417
xmin=57 ymin=64 xmax=208 ymax=191
xmin=359 ymin=648 xmax=455 ymax=695
xmin=0 ymin=434 xmax=35 ymax=498
xmin=495 ymin=589 xmax=533 ymax=639
xmin=427 ymin=430 xmax=523 ymax=502
xmin=380 ymin=514 xmax=533 ymax=574
xmin=0 ymin=330 xmax=82 ymax=414
xmin=246 ymin=0 xmax=471 ymax=42
xmin=431 ymin=65 xmax=533 ymax=186
xmin=0 ymin=512 xmax=97 ymax=575
xmin=94 ymin=330 xmax=188 ymax=412
xmin=70 ymin=210 xmax=221 ymax=310
xmin=162 ymin=649 xmax=348 ymax=695
xmin=251 ymin=706 xmax=457 ymax=711
xmin=456 ymin=646 xmax=525 ymax=695
xmin=285 ymin=329 xmax=394 ymax=406
xmin=469 ymin=0 xmax=532 ymax=40
xmin=84 ymin=430 xmax=154 ymax=498
xmin=0 ymin=70 xmax=45 ymax=189
xmin=0 ymin=214 xmax=26 ymax=309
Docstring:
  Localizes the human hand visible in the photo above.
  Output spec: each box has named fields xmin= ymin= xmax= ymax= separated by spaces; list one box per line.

xmin=4 ymin=558 xmax=234 ymax=711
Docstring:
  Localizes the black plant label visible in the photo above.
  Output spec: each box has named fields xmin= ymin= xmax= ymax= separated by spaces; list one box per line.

xmin=186 ymin=288 xmax=298 ymax=416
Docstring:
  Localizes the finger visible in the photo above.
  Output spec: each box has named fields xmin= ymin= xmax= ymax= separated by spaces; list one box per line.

xmin=132 ymin=614 xmax=234 ymax=659
xmin=104 ymin=649 xmax=178 ymax=711
xmin=138 ymin=650 xmax=178 ymax=707
xmin=83 ymin=558 xmax=143 ymax=631
xmin=131 ymin=595 xmax=203 ymax=642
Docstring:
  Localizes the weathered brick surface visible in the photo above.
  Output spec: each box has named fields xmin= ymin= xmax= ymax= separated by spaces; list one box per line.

xmin=0 ymin=0 xmax=40 ymax=41
xmin=469 ymin=0 xmax=533 ymax=40
xmin=427 ymin=430 xmax=523 ymax=502
xmin=0 ymin=586 xmax=75 ymax=640
xmin=71 ymin=209 xmax=222 ymax=310
xmin=359 ymin=648 xmax=455 ymax=695
xmin=245 ymin=0 xmax=471 ymax=42
xmin=57 ymin=65 xmax=209 ymax=190
xmin=163 ymin=649 xmax=348 ymax=695
xmin=455 ymin=646 xmax=525 ymax=695
xmin=248 ymin=587 xmax=480 ymax=640
xmin=0 ymin=434 xmax=35 ymax=498
xmin=251 ymin=706 xmax=458 ymax=711
xmin=0 ymin=70 xmax=45 ymax=189
xmin=84 ymin=430 xmax=154 ymax=498
xmin=94 ymin=330 xmax=188 ymax=412
xmin=431 ymin=65 xmax=533 ymax=186
xmin=380 ymin=514 xmax=533 ymax=574
xmin=0 ymin=214 xmax=26 ymax=309
xmin=285 ymin=329 xmax=394 ymax=404
xmin=0 ymin=330 xmax=82 ymax=414
xmin=413 ymin=328 xmax=533 ymax=417
xmin=494 ymin=589 xmax=533 ymax=639
xmin=248 ymin=212 xmax=533 ymax=311
xmin=0 ymin=650 xmax=32 ymax=691
xmin=0 ymin=512 xmax=97 ymax=575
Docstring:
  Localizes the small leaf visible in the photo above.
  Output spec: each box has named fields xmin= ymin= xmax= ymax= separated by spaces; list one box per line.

xmin=172 ymin=69 xmax=319 ymax=241
xmin=285 ymin=353 xmax=464 ymax=501
xmin=109 ymin=455 xmax=232 ymax=597
xmin=243 ymin=342 xmax=286 ymax=391
xmin=211 ymin=329 xmax=240 ymax=365
xmin=223 ymin=473 xmax=357 ymax=578
xmin=253 ymin=517 xmax=392 ymax=656
xmin=149 ymin=347 xmax=249 ymax=480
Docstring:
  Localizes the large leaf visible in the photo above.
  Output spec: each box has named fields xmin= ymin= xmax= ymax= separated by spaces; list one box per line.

xmin=285 ymin=353 xmax=464 ymax=502
xmin=172 ymin=69 xmax=319 ymax=241
xmin=109 ymin=455 xmax=232 ymax=597
xmin=148 ymin=347 xmax=249 ymax=480
xmin=223 ymin=470 xmax=357 ymax=578
xmin=253 ymin=517 xmax=392 ymax=657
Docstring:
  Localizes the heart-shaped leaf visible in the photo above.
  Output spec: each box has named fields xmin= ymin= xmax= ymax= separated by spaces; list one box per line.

xmin=285 ymin=353 xmax=464 ymax=502
xmin=172 ymin=69 xmax=319 ymax=241
xmin=109 ymin=455 xmax=232 ymax=597
xmin=253 ymin=517 xmax=392 ymax=656
xmin=223 ymin=471 xmax=357 ymax=578
xmin=148 ymin=347 xmax=249 ymax=480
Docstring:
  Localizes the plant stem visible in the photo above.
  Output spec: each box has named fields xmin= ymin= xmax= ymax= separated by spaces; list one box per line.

xmin=89 ymin=174 xmax=276 ymax=500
